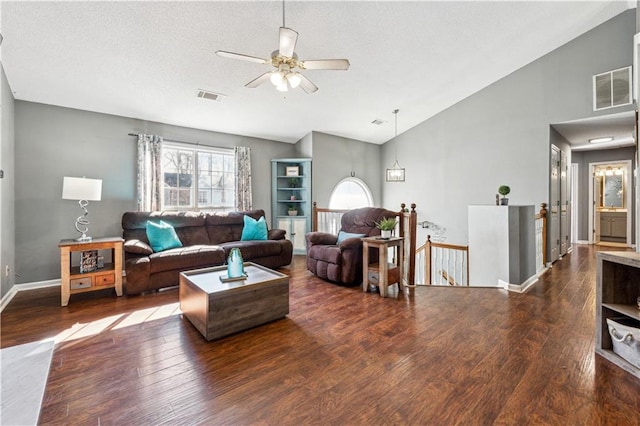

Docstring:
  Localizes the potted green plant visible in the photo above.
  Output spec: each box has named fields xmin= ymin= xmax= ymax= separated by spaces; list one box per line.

xmin=375 ymin=217 xmax=398 ymax=239
xmin=288 ymin=205 xmax=298 ymax=216
xmin=288 ymin=178 xmax=298 ymax=188
xmin=498 ymin=185 xmax=510 ymax=205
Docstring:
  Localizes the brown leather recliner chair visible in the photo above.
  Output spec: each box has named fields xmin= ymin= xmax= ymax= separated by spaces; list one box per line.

xmin=305 ymin=207 xmax=398 ymax=285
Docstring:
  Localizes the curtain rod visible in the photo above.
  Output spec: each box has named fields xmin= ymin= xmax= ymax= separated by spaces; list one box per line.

xmin=128 ymin=133 xmax=202 ymax=147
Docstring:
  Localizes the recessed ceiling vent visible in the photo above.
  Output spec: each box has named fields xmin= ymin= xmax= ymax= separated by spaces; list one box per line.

xmin=196 ymin=89 xmax=225 ymax=102
xmin=593 ymin=66 xmax=631 ymax=111
xmin=371 ymin=119 xmax=386 ymax=125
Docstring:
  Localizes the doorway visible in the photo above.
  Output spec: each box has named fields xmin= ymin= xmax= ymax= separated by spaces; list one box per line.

xmin=588 ymin=160 xmax=633 ymax=246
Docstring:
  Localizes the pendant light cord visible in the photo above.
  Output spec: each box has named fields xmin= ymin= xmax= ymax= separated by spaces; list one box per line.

xmin=393 ymin=109 xmax=399 ymax=162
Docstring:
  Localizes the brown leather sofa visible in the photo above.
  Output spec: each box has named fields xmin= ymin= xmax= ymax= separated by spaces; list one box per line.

xmin=121 ymin=210 xmax=293 ymax=294
xmin=305 ymin=207 xmax=398 ymax=285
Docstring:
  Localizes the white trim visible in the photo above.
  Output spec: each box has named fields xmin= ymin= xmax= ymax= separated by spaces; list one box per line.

xmin=570 ymin=163 xmax=579 ymax=243
xmin=0 ymin=286 xmax=18 ymax=312
xmin=576 ymin=240 xmax=591 ymax=245
xmin=0 ymin=280 xmax=61 ymax=313
xmin=498 ymin=274 xmax=539 ymax=293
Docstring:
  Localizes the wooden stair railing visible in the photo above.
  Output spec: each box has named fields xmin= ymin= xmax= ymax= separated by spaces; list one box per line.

xmin=311 ymin=202 xmax=417 ymax=290
xmin=535 ymin=203 xmax=548 ymax=271
xmin=416 ymin=236 xmax=469 ymax=286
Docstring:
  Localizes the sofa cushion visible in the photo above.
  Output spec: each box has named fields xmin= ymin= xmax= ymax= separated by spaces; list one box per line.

xmin=146 ymin=221 xmax=183 ymax=252
xmin=220 ymin=240 xmax=284 ymax=260
xmin=241 ymin=215 xmax=268 ymax=241
xmin=148 ymin=245 xmax=226 ymax=274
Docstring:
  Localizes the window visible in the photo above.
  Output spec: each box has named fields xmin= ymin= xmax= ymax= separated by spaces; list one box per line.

xmin=329 ymin=177 xmax=374 ymax=209
xmin=162 ymin=144 xmax=235 ymax=211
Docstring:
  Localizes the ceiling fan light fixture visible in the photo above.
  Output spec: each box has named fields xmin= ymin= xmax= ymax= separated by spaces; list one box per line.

xmin=276 ymin=81 xmax=288 ymax=92
xmin=270 ymin=71 xmax=284 ymax=86
xmin=286 ymin=72 xmax=301 ymax=88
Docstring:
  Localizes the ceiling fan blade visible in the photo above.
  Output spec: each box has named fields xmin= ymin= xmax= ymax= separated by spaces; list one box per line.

xmin=298 ymin=73 xmax=318 ymax=94
xmin=215 ymin=50 xmax=269 ymax=64
xmin=299 ymin=59 xmax=350 ymax=70
xmin=279 ymin=27 xmax=298 ymax=58
xmin=245 ymin=72 xmax=272 ymax=88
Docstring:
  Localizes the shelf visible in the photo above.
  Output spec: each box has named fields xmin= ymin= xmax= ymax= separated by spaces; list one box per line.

xmin=277 ymin=175 xmax=307 ymax=178
xmin=277 ymin=215 xmax=307 ymax=219
xmin=277 ymin=200 xmax=306 ymax=203
xmin=602 ymin=303 xmax=640 ymax=320
xmin=277 ymin=187 xmax=307 ymax=191
xmin=595 ymin=348 xmax=640 ymax=374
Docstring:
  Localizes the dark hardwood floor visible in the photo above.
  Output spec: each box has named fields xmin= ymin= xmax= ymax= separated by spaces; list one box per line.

xmin=2 ymin=245 xmax=639 ymax=425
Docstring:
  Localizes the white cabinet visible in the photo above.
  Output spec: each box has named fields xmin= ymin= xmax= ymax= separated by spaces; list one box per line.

xmin=278 ymin=217 xmax=307 ymax=254
xmin=600 ymin=211 xmax=626 ymax=241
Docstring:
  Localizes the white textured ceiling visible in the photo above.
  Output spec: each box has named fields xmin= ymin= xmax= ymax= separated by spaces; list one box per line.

xmin=0 ymin=1 xmax=633 ymax=144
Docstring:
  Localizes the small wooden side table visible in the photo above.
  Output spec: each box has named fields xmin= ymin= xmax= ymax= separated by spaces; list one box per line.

xmin=59 ymin=237 xmax=124 ymax=306
xmin=362 ymin=236 xmax=404 ymax=297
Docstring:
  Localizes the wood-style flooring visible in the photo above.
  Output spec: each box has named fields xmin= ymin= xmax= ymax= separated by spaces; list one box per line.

xmin=1 ymin=245 xmax=639 ymax=425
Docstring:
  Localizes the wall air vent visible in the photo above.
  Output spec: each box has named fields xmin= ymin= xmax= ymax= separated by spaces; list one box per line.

xmin=196 ymin=89 xmax=225 ymax=102
xmin=593 ymin=66 xmax=631 ymax=111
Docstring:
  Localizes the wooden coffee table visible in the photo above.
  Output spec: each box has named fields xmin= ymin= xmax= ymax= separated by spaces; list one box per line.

xmin=179 ymin=262 xmax=289 ymax=341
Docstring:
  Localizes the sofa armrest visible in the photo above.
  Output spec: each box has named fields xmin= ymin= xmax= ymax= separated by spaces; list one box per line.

xmin=124 ymin=239 xmax=153 ymax=255
xmin=339 ymin=237 xmax=364 ymax=250
xmin=306 ymin=232 xmax=338 ymax=246
xmin=268 ymin=229 xmax=286 ymax=240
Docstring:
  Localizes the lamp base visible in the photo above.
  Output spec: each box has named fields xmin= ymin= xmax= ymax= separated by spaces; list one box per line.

xmin=75 ymin=234 xmax=93 ymax=242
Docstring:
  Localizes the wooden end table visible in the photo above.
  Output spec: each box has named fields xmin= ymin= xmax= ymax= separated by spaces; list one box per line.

xmin=362 ymin=236 xmax=404 ymax=297
xmin=59 ymin=237 xmax=124 ymax=306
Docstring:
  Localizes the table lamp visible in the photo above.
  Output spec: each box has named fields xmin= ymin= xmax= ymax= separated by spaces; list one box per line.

xmin=62 ymin=176 xmax=102 ymax=241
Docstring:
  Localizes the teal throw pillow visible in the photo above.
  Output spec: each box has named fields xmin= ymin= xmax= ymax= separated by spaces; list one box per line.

xmin=241 ymin=215 xmax=268 ymax=241
xmin=146 ymin=220 xmax=183 ymax=252
xmin=336 ymin=231 xmax=366 ymax=245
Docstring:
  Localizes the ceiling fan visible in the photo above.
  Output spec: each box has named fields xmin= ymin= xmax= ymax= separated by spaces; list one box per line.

xmin=215 ymin=1 xmax=350 ymax=94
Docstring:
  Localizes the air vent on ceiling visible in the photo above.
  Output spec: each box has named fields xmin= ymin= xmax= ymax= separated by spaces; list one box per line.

xmin=593 ymin=66 xmax=631 ymax=111
xmin=196 ymin=89 xmax=225 ymax=102
xmin=371 ymin=119 xmax=386 ymax=125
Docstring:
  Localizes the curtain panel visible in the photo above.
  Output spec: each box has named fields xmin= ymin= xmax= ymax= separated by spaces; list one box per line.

xmin=137 ymin=134 xmax=163 ymax=211
xmin=235 ymin=146 xmax=253 ymax=211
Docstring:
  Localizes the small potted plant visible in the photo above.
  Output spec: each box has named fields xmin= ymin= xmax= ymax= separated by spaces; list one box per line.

xmin=288 ymin=178 xmax=298 ymax=188
xmin=375 ymin=217 xmax=398 ymax=239
xmin=498 ymin=185 xmax=510 ymax=205
xmin=288 ymin=205 xmax=298 ymax=216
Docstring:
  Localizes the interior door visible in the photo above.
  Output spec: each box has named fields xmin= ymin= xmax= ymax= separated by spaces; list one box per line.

xmin=560 ymin=150 xmax=569 ymax=255
xmin=549 ymin=145 xmax=560 ymax=262
xmin=593 ymin=174 xmax=601 ymax=244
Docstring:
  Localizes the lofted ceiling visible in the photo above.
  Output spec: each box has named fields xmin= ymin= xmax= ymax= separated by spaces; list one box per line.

xmin=0 ymin=1 xmax=634 ymax=145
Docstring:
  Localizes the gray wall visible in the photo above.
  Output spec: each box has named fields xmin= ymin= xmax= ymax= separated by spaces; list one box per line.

xmin=14 ymin=101 xmax=295 ymax=284
xmin=1 ymin=66 xmax=16 ymax=298
xmin=306 ymin=131 xmax=382 ymax=208
xmin=382 ymin=10 xmax=635 ymax=246
xmin=571 ymin=146 xmax=637 ymax=241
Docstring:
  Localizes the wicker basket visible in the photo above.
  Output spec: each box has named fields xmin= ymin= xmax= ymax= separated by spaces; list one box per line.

xmin=607 ymin=317 xmax=640 ymax=368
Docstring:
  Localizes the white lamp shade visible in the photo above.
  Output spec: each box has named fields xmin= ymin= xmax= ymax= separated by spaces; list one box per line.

xmin=62 ymin=177 xmax=102 ymax=201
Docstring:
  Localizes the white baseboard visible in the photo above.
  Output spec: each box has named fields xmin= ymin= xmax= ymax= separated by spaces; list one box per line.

xmin=0 ymin=279 xmax=61 ymax=313
xmin=499 ymin=274 xmax=539 ymax=293
xmin=575 ymin=240 xmax=590 ymax=245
